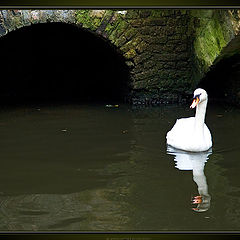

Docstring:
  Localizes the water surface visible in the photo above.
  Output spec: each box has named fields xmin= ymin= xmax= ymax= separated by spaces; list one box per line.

xmin=0 ymin=103 xmax=239 ymax=231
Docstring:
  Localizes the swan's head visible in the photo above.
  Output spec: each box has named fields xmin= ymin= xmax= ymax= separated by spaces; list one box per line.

xmin=190 ymin=88 xmax=208 ymax=108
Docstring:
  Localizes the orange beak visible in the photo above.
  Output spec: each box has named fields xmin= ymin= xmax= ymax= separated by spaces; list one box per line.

xmin=190 ymin=97 xmax=199 ymax=108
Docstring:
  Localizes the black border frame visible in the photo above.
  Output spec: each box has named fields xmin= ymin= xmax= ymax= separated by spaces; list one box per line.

xmin=0 ymin=3 xmax=240 ymax=239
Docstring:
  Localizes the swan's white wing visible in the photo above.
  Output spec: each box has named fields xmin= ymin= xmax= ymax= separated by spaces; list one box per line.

xmin=166 ymin=117 xmax=195 ymax=150
xmin=203 ymin=124 xmax=212 ymax=149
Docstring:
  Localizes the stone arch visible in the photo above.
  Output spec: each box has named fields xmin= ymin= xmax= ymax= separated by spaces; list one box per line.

xmin=75 ymin=9 xmax=197 ymax=104
xmin=190 ymin=10 xmax=240 ymax=80
xmin=188 ymin=9 xmax=240 ymax=105
xmin=198 ymin=34 xmax=240 ymax=105
xmin=0 ymin=14 xmax=131 ymax=103
xmin=0 ymin=9 xmax=197 ymax=104
xmin=2 ymin=9 xmax=240 ymax=105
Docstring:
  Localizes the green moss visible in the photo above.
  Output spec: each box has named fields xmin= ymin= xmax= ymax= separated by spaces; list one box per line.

xmin=115 ymin=35 xmax=127 ymax=47
xmin=136 ymin=41 xmax=147 ymax=53
xmin=194 ymin=19 xmax=226 ymax=71
xmin=11 ymin=16 xmax=24 ymax=29
xmin=124 ymin=49 xmax=137 ymax=59
xmin=75 ymin=10 xmax=104 ymax=31
xmin=191 ymin=10 xmax=235 ymax=81
xmin=105 ymin=13 xmax=125 ymax=40
xmin=151 ymin=9 xmax=172 ymax=18
xmin=109 ymin=20 xmax=129 ymax=44
xmin=190 ymin=9 xmax=214 ymax=18
xmin=124 ymin=28 xmax=138 ymax=40
xmin=125 ymin=10 xmax=139 ymax=19
xmin=115 ymin=21 xmax=129 ymax=37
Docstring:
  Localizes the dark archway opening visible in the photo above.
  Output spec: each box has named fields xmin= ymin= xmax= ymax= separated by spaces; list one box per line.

xmin=0 ymin=22 xmax=130 ymax=106
xmin=198 ymin=54 xmax=240 ymax=105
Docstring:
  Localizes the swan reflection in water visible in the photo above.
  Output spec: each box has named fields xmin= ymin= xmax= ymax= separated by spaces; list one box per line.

xmin=167 ymin=146 xmax=212 ymax=212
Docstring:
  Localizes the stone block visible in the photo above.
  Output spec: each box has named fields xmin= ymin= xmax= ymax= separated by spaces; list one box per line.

xmin=144 ymin=18 xmax=167 ymax=26
xmin=135 ymin=41 xmax=148 ymax=53
xmin=132 ymin=80 xmax=148 ymax=89
xmin=115 ymin=35 xmax=127 ymax=47
xmin=130 ymin=19 xmax=143 ymax=27
xmin=138 ymin=10 xmax=152 ymax=18
xmin=0 ymin=23 xmax=6 ymax=36
xmin=133 ymin=52 xmax=152 ymax=64
xmin=124 ymin=49 xmax=137 ymax=59
xmin=124 ymin=28 xmax=138 ymax=40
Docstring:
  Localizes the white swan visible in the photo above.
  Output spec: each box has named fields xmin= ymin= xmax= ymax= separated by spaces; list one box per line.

xmin=166 ymin=88 xmax=212 ymax=152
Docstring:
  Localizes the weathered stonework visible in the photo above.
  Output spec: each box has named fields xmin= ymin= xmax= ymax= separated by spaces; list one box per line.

xmin=188 ymin=9 xmax=240 ymax=105
xmin=0 ymin=9 xmax=240 ymax=105
xmin=189 ymin=10 xmax=240 ymax=84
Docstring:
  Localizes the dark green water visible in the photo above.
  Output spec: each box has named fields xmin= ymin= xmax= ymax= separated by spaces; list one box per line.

xmin=0 ymin=103 xmax=239 ymax=231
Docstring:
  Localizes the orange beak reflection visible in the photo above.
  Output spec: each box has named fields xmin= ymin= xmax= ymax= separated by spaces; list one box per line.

xmin=190 ymin=97 xmax=200 ymax=108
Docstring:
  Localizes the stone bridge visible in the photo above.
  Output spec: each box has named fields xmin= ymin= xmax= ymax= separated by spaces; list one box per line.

xmin=0 ymin=9 xmax=240 ymax=104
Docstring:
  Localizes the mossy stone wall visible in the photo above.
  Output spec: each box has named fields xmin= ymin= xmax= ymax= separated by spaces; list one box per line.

xmin=189 ymin=10 xmax=240 ymax=85
xmin=76 ymin=9 xmax=194 ymax=104
xmin=1 ymin=9 xmax=240 ymax=104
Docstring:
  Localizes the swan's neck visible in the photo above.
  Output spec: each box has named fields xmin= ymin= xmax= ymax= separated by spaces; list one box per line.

xmin=195 ymin=99 xmax=207 ymax=128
